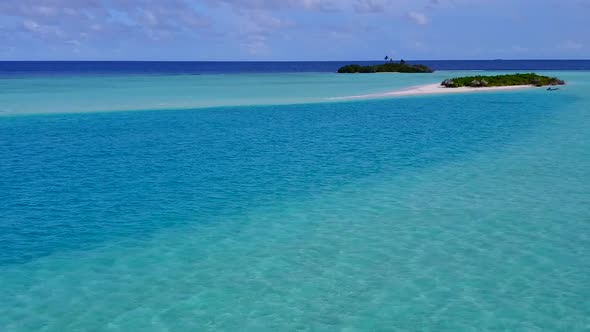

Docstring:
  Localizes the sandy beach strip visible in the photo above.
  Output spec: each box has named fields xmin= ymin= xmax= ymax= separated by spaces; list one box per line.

xmin=330 ymin=83 xmax=534 ymax=100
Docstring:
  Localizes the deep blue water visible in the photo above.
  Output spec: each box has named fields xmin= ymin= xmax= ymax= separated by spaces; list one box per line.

xmin=0 ymin=91 xmax=569 ymax=265
xmin=0 ymin=60 xmax=589 ymax=76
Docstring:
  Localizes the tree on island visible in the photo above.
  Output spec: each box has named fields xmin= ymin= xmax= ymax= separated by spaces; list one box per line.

xmin=337 ymin=55 xmax=433 ymax=73
xmin=440 ymin=73 xmax=566 ymax=88
xmin=337 ymin=60 xmax=434 ymax=73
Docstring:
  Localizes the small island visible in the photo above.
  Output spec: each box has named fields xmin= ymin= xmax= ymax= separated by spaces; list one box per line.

xmin=338 ymin=58 xmax=434 ymax=74
xmin=441 ymin=73 xmax=565 ymax=88
xmin=331 ymin=72 xmax=567 ymax=100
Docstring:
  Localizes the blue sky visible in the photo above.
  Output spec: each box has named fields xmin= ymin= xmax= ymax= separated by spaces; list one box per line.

xmin=0 ymin=0 xmax=588 ymax=60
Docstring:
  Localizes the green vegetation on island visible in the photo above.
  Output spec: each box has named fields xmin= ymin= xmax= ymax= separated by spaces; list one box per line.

xmin=441 ymin=73 xmax=565 ymax=88
xmin=338 ymin=57 xmax=434 ymax=74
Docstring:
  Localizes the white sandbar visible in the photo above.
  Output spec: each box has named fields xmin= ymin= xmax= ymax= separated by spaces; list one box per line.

xmin=330 ymin=83 xmax=534 ymax=100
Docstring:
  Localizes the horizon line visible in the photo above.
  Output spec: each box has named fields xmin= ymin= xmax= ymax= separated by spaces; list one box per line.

xmin=1 ymin=59 xmax=590 ymax=62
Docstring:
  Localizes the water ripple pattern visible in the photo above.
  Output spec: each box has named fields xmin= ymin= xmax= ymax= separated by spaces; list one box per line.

xmin=1 ymin=71 xmax=589 ymax=331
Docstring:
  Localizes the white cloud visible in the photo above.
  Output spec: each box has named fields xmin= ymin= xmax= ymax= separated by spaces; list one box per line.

xmin=562 ymin=40 xmax=583 ymax=50
xmin=408 ymin=11 xmax=429 ymax=25
xmin=354 ymin=0 xmax=387 ymax=13
xmin=233 ymin=10 xmax=295 ymax=56
xmin=511 ymin=45 xmax=528 ymax=53
xmin=2 ymin=0 xmax=209 ymax=42
xmin=240 ymin=34 xmax=270 ymax=55
xmin=22 ymin=19 xmax=65 ymax=37
xmin=204 ymin=0 xmax=342 ymax=12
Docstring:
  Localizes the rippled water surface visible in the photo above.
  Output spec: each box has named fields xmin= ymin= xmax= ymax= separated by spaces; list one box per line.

xmin=1 ymin=71 xmax=589 ymax=331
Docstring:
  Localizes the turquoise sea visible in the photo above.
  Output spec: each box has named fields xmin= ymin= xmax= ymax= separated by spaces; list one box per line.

xmin=1 ymin=67 xmax=589 ymax=331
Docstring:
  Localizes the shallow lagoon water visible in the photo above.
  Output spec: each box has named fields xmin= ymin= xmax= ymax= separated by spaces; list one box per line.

xmin=1 ymin=70 xmax=581 ymax=115
xmin=1 ymin=70 xmax=589 ymax=331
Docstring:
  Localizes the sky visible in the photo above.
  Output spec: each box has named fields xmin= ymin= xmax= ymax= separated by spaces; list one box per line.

xmin=0 ymin=0 xmax=589 ymax=61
